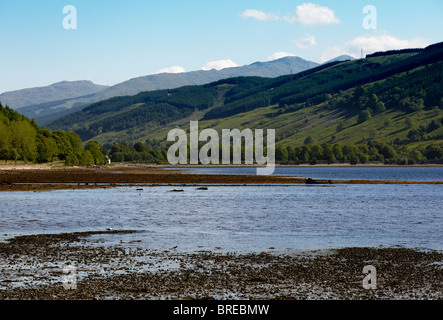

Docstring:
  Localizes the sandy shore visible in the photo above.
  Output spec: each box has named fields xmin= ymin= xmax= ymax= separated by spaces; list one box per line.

xmin=0 ymin=230 xmax=441 ymax=300
xmin=1 ymin=164 xmax=442 ymax=191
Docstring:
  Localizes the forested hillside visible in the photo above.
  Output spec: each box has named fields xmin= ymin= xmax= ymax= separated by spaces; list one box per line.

xmin=49 ymin=84 xmax=229 ymax=141
xmin=0 ymin=103 xmax=106 ymax=165
xmin=48 ymin=43 xmax=443 ymax=155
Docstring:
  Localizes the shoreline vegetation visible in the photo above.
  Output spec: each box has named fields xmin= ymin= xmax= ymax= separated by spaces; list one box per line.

xmin=0 ymin=230 xmax=441 ymax=300
xmin=0 ymin=164 xmax=443 ymax=191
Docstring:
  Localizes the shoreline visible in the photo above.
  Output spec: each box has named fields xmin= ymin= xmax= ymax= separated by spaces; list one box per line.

xmin=2 ymin=162 xmax=443 ymax=169
xmin=0 ymin=230 xmax=441 ymax=300
xmin=1 ymin=164 xmax=442 ymax=191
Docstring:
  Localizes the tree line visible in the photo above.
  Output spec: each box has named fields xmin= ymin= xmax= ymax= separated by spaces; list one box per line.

xmin=0 ymin=103 xmax=107 ymax=165
xmin=104 ymin=139 xmax=443 ymax=165
xmin=49 ymin=85 xmax=220 ymax=141
xmin=275 ymin=141 xmax=443 ymax=165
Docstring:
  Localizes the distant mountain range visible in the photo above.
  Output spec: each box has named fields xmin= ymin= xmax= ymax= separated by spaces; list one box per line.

xmin=95 ymin=56 xmax=322 ymax=100
xmin=0 ymin=80 xmax=109 ymax=109
xmin=1 ymin=56 xmax=355 ymax=125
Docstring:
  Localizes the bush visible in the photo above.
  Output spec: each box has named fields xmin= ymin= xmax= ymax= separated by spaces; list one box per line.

xmin=358 ymin=110 xmax=371 ymax=124
xmin=304 ymin=136 xmax=314 ymax=145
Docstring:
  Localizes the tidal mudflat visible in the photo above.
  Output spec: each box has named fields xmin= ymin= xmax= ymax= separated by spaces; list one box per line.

xmin=0 ymin=230 xmax=441 ymax=300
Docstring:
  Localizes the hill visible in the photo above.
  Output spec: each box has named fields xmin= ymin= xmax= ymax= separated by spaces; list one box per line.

xmin=47 ymin=42 xmax=443 ymax=164
xmin=15 ymin=56 xmax=318 ymax=125
xmin=0 ymin=81 xmax=109 ymax=110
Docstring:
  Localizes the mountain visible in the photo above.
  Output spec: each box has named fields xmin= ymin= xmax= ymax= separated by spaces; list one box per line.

xmin=95 ymin=56 xmax=319 ymax=100
xmin=47 ymin=42 xmax=443 ymax=158
xmin=323 ymin=55 xmax=355 ymax=64
xmin=0 ymin=80 xmax=109 ymax=110
xmin=17 ymin=57 xmax=319 ymax=125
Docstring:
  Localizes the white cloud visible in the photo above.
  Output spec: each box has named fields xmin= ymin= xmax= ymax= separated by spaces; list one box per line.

xmin=294 ymin=34 xmax=317 ymax=49
xmin=154 ymin=66 xmax=186 ymax=74
xmin=267 ymin=52 xmax=297 ymax=61
xmin=320 ymin=33 xmax=430 ymax=62
xmin=284 ymin=3 xmax=340 ymax=25
xmin=240 ymin=9 xmax=280 ymax=21
xmin=202 ymin=59 xmax=239 ymax=71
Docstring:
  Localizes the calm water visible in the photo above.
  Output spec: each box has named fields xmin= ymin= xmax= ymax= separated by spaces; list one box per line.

xmin=0 ymin=168 xmax=442 ymax=252
xmin=168 ymin=166 xmax=443 ymax=181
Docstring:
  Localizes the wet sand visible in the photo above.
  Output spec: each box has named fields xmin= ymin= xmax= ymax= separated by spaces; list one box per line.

xmin=1 ymin=164 xmax=442 ymax=191
xmin=0 ymin=230 xmax=441 ymax=300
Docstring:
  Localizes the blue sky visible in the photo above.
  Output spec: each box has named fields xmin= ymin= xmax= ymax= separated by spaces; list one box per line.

xmin=1 ymin=0 xmax=442 ymax=93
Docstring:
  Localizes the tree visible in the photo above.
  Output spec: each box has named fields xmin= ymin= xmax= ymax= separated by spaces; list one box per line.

xmin=10 ymin=121 xmax=37 ymax=161
xmin=400 ymin=97 xmax=424 ymax=112
xmin=36 ymin=134 xmax=58 ymax=163
xmin=410 ymin=150 xmax=424 ymax=162
xmin=359 ymin=153 xmax=369 ymax=164
xmin=367 ymin=94 xmax=379 ymax=111
xmin=404 ymin=117 xmax=414 ymax=129
xmin=134 ymin=141 xmax=149 ymax=152
xmin=311 ymin=145 xmax=323 ymax=161
xmin=100 ymin=145 xmax=109 ymax=156
xmin=304 ymin=136 xmax=314 ymax=145
xmin=80 ymin=150 xmax=95 ymax=166
xmin=368 ymin=146 xmax=378 ymax=156
xmin=332 ymin=144 xmax=343 ymax=161
xmin=286 ymin=146 xmax=296 ymax=162
xmin=66 ymin=132 xmax=83 ymax=157
xmin=326 ymin=154 xmax=336 ymax=164
xmin=374 ymin=101 xmax=386 ymax=113
xmin=427 ymin=120 xmax=441 ymax=133
xmin=407 ymin=129 xmax=421 ymax=142
xmin=349 ymin=154 xmax=360 ymax=165
xmin=85 ymin=141 xmax=107 ymax=165
xmin=381 ymin=145 xmax=396 ymax=159
xmin=10 ymin=148 xmax=19 ymax=163
xmin=424 ymin=146 xmax=443 ymax=160
xmin=275 ymin=145 xmax=289 ymax=162
xmin=322 ymin=143 xmax=333 ymax=161
xmin=111 ymin=152 xmax=124 ymax=162
xmin=358 ymin=109 xmax=371 ymax=124
xmin=65 ymin=153 xmax=80 ymax=166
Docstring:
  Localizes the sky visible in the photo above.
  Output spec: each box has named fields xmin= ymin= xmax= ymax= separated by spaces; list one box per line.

xmin=1 ymin=0 xmax=442 ymax=93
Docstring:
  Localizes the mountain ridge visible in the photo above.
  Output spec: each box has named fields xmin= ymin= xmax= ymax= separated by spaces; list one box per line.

xmin=0 ymin=80 xmax=109 ymax=109
xmin=10 ymin=56 xmax=320 ymax=125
